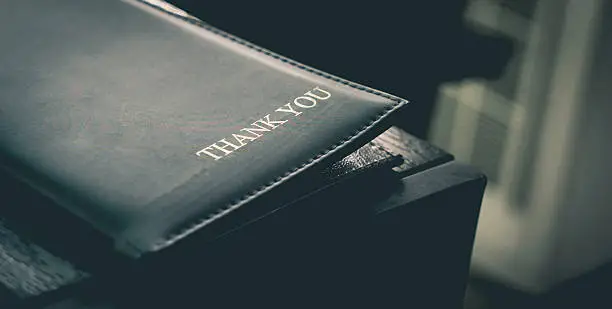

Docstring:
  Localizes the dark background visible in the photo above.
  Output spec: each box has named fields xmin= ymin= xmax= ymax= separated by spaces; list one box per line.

xmin=166 ymin=0 xmax=514 ymax=139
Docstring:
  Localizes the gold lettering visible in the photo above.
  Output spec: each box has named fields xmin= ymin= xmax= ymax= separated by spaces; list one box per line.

xmin=196 ymin=148 xmax=224 ymax=160
xmin=195 ymin=87 xmax=334 ymax=160
xmin=197 ymin=138 xmax=244 ymax=160
xmin=275 ymin=103 xmax=302 ymax=116
xmin=232 ymin=133 xmax=258 ymax=146
xmin=240 ymin=123 xmax=271 ymax=138
xmin=211 ymin=139 xmax=243 ymax=154
xmin=305 ymin=87 xmax=332 ymax=100
xmin=293 ymin=96 xmax=317 ymax=108
xmin=254 ymin=114 xmax=288 ymax=129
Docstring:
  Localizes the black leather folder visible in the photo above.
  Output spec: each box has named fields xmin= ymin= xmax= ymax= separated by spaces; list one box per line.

xmin=0 ymin=0 xmax=409 ymax=288
xmin=0 ymin=2 xmax=488 ymax=308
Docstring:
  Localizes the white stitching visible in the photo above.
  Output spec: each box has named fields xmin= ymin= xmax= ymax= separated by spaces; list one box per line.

xmin=136 ymin=1 xmax=408 ymax=251
xmin=153 ymin=104 xmax=403 ymax=250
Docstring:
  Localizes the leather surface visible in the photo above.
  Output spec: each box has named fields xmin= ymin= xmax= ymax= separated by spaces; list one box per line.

xmin=0 ymin=0 xmax=407 ymax=257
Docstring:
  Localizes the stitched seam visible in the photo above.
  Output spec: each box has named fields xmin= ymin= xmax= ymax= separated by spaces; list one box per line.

xmin=153 ymin=102 xmax=403 ymax=250
xmin=136 ymin=1 xmax=408 ymax=250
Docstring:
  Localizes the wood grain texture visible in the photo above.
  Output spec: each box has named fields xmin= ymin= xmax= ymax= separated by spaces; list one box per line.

xmin=374 ymin=126 xmax=453 ymax=177
xmin=0 ymin=221 xmax=88 ymax=298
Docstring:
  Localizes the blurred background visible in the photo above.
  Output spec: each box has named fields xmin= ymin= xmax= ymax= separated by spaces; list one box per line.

xmin=429 ymin=0 xmax=612 ymax=308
